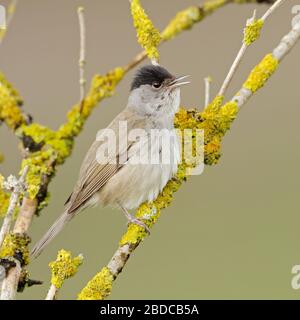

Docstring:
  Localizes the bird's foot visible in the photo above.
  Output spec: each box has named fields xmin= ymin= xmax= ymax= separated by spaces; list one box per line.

xmin=127 ymin=216 xmax=151 ymax=234
xmin=119 ymin=203 xmax=151 ymax=234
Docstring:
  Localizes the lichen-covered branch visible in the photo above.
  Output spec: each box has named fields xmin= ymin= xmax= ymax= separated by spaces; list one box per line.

xmin=0 ymin=72 xmax=26 ymax=131
xmin=218 ymin=0 xmax=285 ymax=97
xmin=78 ymin=9 xmax=299 ymax=301
xmin=124 ymin=0 xmax=275 ymax=72
xmin=46 ymin=249 xmax=83 ymax=300
xmin=0 ymin=232 xmax=30 ymax=299
xmin=233 ymin=19 xmax=300 ymax=108
xmin=0 ymin=166 xmax=28 ymax=248
xmin=130 ymin=0 xmax=161 ymax=63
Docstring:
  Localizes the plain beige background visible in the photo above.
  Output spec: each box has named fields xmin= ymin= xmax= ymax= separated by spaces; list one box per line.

xmin=0 ymin=0 xmax=300 ymax=299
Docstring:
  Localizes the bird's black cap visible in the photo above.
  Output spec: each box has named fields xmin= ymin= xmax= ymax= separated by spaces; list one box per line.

xmin=131 ymin=65 xmax=174 ymax=91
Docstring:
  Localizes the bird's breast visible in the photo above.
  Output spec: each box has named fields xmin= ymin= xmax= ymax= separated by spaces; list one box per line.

xmin=98 ymin=131 xmax=181 ymax=210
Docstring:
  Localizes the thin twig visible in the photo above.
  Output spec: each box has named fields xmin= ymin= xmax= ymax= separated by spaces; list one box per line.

xmin=233 ymin=18 xmax=300 ymax=108
xmin=218 ymin=9 xmax=256 ymax=97
xmin=204 ymin=76 xmax=212 ymax=106
xmin=218 ymin=0 xmax=286 ymax=97
xmin=0 ymin=166 xmax=28 ymax=248
xmin=261 ymin=0 xmax=285 ymax=21
xmin=0 ymin=260 xmax=21 ymax=300
xmin=77 ymin=6 xmax=86 ymax=112
xmin=0 ymin=197 xmax=37 ymax=300
xmin=0 ymin=0 xmax=18 ymax=46
xmin=218 ymin=45 xmax=248 ymax=97
xmin=45 ymin=284 xmax=58 ymax=300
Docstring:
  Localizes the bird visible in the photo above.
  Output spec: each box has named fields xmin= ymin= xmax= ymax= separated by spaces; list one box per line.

xmin=31 ymin=64 xmax=190 ymax=258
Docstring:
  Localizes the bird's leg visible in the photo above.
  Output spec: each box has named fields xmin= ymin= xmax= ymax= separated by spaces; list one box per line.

xmin=119 ymin=204 xmax=150 ymax=234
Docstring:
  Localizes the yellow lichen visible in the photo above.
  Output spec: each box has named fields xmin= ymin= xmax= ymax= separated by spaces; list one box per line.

xmin=77 ymin=267 xmax=113 ymax=300
xmin=49 ymin=249 xmax=83 ymax=289
xmin=10 ymin=68 xmax=124 ymax=212
xmin=0 ymin=233 xmax=31 ymax=266
xmin=0 ymin=189 xmax=10 ymax=217
xmin=21 ymin=150 xmax=55 ymax=199
xmin=120 ymin=175 xmax=183 ymax=246
xmin=0 ymin=73 xmax=23 ymax=105
xmin=161 ymin=6 xmax=203 ymax=41
xmin=243 ymin=53 xmax=278 ymax=92
xmin=205 ymin=95 xmax=224 ymax=112
xmin=203 ymin=0 xmax=227 ymax=14
xmin=0 ymin=73 xmax=25 ymax=130
xmin=0 ymin=174 xmax=21 ymax=218
xmin=120 ymin=99 xmax=239 ymax=247
xmin=0 ymin=87 xmax=25 ymax=130
xmin=243 ymin=19 xmax=264 ymax=46
xmin=130 ymin=0 xmax=161 ymax=61
xmin=0 ymin=174 xmax=10 ymax=217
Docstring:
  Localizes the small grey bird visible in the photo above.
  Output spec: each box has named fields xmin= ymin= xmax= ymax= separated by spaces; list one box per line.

xmin=31 ymin=65 xmax=190 ymax=258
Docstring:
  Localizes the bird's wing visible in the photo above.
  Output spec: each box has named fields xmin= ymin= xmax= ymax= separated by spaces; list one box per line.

xmin=65 ymin=110 xmax=147 ymax=214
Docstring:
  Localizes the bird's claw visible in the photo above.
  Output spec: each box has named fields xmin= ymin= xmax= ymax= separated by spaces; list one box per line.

xmin=127 ymin=217 xmax=151 ymax=234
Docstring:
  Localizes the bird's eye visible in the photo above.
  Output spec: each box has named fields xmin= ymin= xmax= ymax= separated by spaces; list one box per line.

xmin=152 ymin=82 xmax=162 ymax=89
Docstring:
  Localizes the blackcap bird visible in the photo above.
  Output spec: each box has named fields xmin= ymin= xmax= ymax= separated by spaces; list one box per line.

xmin=31 ymin=65 xmax=190 ymax=258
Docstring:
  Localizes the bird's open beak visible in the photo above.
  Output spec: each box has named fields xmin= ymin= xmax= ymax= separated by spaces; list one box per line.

xmin=168 ymin=75 xmax=191 ymax=89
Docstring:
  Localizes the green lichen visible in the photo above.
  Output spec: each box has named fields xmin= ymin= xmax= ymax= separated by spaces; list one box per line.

xmin=161 ymin=6 xmax=203 ymax=41
xmin=49 ymin=249 xmax=83 ymax=289
xmin=243 ymin=19 xmax=264 ymax=46
xmin=0 ymin=233 xmax=31 ymax=266
xmin=243 ymin=53 xmax=278 ymax=92
xmin=77 ymin=267 xmax=113 ymax=300
xmin=131 ymin=0 xmax=161 ymax=61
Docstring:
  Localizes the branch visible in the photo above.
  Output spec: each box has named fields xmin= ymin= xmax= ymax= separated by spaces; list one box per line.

xmin=0 ymin=166 xmax=28 ymax=248
xmin=0 ymin=0 xmax=18 ymax=46
xmin=218 ymin=0 xmax=286 ymax=97
xmin=0 ymin=0 xmax=270 ymax=241
xmin=78 ymin=7 xmax=300 ymax=300
xmin=0 ymin=0 xmax=276 ymax=299
xmin=45 ymin=249 xmax=83 ymax=300
xmin=77 ymin=6 xmax=86 ymax=112
xmin=204 ymin=76 xmax=212 ymax=106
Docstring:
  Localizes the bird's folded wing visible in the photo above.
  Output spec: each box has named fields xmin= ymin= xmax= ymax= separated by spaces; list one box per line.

xmin=65 ymin=110 xmax=147 ymax=214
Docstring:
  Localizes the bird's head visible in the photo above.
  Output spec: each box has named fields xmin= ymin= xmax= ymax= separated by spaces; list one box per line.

xmin=128 ymin=65 xmax=190 ymax=118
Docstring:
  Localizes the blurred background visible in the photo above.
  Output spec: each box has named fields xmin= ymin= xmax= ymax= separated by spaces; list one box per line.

xmin=0 ymin=0 xmax=300 ymax=300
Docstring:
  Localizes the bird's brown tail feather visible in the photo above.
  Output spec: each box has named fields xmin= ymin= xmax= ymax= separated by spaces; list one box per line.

xmin=31 ymin=212 xmax=73 ymax=259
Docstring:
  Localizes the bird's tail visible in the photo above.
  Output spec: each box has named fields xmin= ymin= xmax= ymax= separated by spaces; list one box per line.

xmin=31 ymin=211 xmax=73 ymax=259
